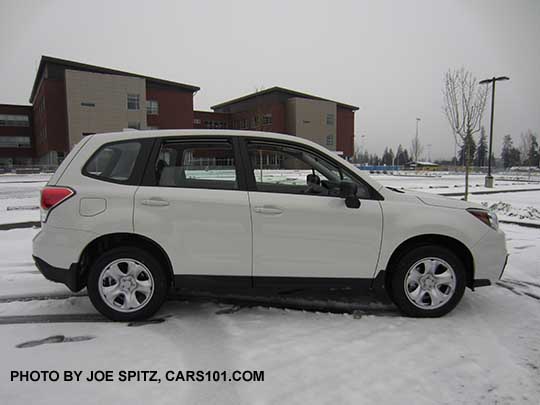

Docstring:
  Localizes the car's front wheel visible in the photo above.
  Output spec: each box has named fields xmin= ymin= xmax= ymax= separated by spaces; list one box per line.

xmin=87 ymin=247 xmax=168 ymax=321
xmin=390 ymin=245 xmax=466 ymax=317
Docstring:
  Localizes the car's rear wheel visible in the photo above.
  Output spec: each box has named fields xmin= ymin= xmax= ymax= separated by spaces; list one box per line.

xmin=390 ymin=245 xmax=466 ymax=317
xmin=87 ymin=247 xmax=168 ymax=321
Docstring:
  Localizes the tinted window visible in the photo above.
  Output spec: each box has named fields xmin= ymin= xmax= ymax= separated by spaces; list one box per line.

xmin=84 ymin=141 xmax=141 ymax=182
xmin=248 ymin=142 xmax=364 ymax=197
xmin=154 ymin=141 xmax=237 ymax=190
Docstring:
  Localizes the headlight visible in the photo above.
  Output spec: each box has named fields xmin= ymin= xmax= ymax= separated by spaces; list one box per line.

xmin=467 ymin=208 xmax=499 ymax=230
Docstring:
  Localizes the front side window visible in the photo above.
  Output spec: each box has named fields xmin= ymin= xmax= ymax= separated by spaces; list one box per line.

xmin=127 ymin=94 xmax=140 ymax=110
xmin=154 ymin=141 xmax=237 ymax=190
xmin=84 ymin=141 xmax=141 ymax=183
xmin=248 ymin=141 xmax=365 ymax=197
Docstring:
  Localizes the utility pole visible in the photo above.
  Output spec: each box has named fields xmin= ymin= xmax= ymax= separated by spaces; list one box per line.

xmin=479 ymin=76 xmax=509 ymax=188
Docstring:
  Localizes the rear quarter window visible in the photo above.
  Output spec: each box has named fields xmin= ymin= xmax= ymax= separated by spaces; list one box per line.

xmin=83 ymin=140 xmax=148 ymax=184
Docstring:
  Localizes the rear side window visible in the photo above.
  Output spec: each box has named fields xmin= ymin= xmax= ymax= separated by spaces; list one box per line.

xmin=154 ymin=141 xmax=238 ymax=190
xmin=83 ymin=141 xmax=142 ymax=183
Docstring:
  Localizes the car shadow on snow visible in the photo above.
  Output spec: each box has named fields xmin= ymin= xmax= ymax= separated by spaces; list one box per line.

xmin=169 ymin=289 xmax=400 ymax=317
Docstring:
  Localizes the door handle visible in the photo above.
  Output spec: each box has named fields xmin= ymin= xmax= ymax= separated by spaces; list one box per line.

xmin=141 ymin=198 xmax=170 ymax=207
xmin=253 ymin=206 xmax=283 ymax=215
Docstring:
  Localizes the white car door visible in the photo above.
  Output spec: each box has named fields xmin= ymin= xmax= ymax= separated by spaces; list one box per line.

xmin=133 ymin=137 xmax=252 ymax=279
xmin=245 ymin=140 xmax=383 ymax=284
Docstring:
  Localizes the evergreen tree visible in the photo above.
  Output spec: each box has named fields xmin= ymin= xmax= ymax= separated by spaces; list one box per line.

xmin=476 ymin=127 xmax=488 ymax=167
xmin=501 ymin=135 xmax=521 ymax=168
xmin=402 ymin=148 xmax=410 ymax=165
xmin=527 ymin=134 xmax=539 ymax=167
xmin=459 ymin=133 xmax=476 ymax=165
xmin=395 ymin=144 xmax=408 ymax=165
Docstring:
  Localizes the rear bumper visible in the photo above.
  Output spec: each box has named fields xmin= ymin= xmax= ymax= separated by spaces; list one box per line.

xmin=33 ymin=255 xmax=81 ymax=292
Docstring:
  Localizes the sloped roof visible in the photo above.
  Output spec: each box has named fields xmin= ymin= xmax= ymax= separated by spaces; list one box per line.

xmin=29 ymin=56 xmax=200 ymax=102
xmin=211 ymin=86 xmax=359 ymax=111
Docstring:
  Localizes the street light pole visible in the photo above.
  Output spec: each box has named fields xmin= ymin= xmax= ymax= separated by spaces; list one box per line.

xmin=415 ymin=117 xmax=421 ymax=161
xmin=480 ymin=76 xmax=509 ymax=188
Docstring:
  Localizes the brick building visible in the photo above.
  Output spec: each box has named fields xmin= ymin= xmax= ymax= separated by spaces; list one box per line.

xmin=0 ymin=57 xmax=358 ymax=166
xmin=0 ymin=104 xmax=33 ymax=166
xmin=1 ymin=56 xmax=199 ymax=166
xmin=194 ymin=87 xmax=358 ymax=159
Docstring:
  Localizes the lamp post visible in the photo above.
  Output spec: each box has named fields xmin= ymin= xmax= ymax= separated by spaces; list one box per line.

xmin=415 ymin=118 xmax=421 ymax=161
xmin=479 ymin=76 xmax=509 ymax=188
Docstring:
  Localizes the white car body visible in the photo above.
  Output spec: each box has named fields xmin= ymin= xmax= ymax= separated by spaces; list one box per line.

xmin=32 ymin=130 xmax=508 ymax=319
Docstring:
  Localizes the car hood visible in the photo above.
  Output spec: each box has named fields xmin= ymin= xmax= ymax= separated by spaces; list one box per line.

xmin=389 ymin=188 xmax=482 ymax=210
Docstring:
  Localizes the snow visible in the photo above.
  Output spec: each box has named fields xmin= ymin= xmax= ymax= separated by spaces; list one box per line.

xmin=1 ymin=225 xmax=540 ymax=403
xmin=1 ymin=173 xmax=540 ymax=404
xmin=0 ymin=174 xmax=47 ymax=224
xmin=468 ymin=191 xmax=540 ymax=225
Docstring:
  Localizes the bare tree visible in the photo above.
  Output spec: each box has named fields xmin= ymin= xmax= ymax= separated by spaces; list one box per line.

xmin=443 ymin=68 xmax=488 ymax=200
xmin=519 ymin=130 xmax=533 ymax=165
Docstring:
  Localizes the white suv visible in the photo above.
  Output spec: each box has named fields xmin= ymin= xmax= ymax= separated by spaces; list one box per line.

xmin=33 ymin=130 xmax=508 ymax=320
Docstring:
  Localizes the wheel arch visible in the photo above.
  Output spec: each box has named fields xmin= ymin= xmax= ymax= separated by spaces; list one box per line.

xmin=77 ymin=233 xmax=174 ymax=290
xmin=383 ymin=234 xmax=475 ymax=291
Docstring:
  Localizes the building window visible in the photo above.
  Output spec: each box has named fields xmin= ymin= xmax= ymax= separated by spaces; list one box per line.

xmin=128 ymin=122 xmax=141 ymax=130
xmin=193 ymin=118 xmax=201 ymax=125
xmin=0 ymin=136 xmax=31 ymax=148
xmin=127 ymin=94 xmax=140 ymax=110
xmin=326 ymin=134 xmax=334 ymax=145
xmin=147 ymin=100 xmax=159 ymax=115
xmin=0 ymin=114 xmax=30 ymax=127
xmin=38 ymin=98 xmax=45 ymax=115
xmin=81 ymin=102 xmax=95 ymax=107
xmin=326 ymin=114 xmax=335 ymax=125
xmin=263 ymin=114 xmax=272 ymax=125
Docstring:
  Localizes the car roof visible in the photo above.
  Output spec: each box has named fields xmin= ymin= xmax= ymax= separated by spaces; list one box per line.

xmin=86 ymin=129 xmax=323 ymax=149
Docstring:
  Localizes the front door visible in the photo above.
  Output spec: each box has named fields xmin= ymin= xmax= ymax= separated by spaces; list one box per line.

xmin=245 ymin=140 xmax=383 ymax=284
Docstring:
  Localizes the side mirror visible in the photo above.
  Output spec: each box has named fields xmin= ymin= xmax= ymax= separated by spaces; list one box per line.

xmin=339 ymin=181 xmax=361 ymax=209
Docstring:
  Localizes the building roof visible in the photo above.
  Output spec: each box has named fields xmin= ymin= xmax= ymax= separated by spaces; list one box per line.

xmin=211 ymin=86 xmax=359 ymax=111
xmin=29 ymin=56 xmax=200 ymax=103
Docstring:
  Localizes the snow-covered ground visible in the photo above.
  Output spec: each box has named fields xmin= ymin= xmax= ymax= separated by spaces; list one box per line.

xmin=0 ymin=174 xmax=47 ymax=224
xmin=1 ymin=224 xmax=539 ymax=404
xmin=1 ymin=172 xmax=540 ymax=404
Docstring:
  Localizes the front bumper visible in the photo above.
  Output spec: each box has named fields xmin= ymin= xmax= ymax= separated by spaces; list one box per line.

xmin=33 ymin=256 xmax=81 ymax=292
xmin=470 ymin=227 xmax=508 ymax=285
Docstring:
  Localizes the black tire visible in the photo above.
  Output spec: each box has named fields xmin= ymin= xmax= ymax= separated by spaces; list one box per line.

xmin=389 ymin=245 xmax=466 ymax=317
xmin=87 ymin=247 xmax=168 ymax=321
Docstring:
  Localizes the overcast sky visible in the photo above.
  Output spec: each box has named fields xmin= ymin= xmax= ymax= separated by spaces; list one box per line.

xmin=1 ymin=0 xmax=539 ymax=159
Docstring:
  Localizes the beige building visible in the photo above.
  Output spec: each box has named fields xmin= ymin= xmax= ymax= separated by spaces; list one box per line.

xmin=285 ymin=97 xmax=337 ymax=151
xmin=65 ymin=70 xmax=148 ymax=148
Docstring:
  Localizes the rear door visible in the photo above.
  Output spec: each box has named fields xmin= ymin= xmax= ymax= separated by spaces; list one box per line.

xmin=243 ymin=139 xmax=383 ymax=285
xmin=133 ymin=137 xmax=252 ymax=279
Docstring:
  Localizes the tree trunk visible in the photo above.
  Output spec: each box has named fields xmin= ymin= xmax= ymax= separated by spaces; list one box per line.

xmin=464 ymin=134 xmax=471 ymax=201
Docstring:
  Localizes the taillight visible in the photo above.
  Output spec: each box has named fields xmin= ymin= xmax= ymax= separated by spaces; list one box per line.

xmin=40 ymin=187 xmax=75 ymax=222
